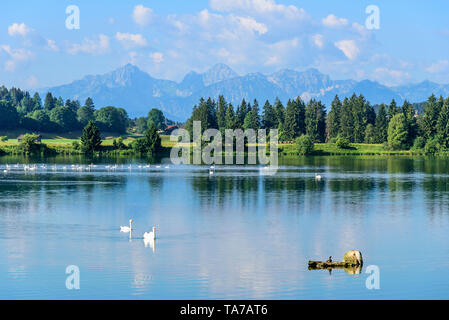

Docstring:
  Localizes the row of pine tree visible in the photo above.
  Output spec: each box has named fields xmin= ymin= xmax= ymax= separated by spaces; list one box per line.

xmin=185 ymin=93 xmax=449 ymax=150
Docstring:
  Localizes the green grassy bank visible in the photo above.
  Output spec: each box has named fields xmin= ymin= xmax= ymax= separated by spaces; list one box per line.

xmin=279 ymin=143 xmax=426 ymax=156
xmin=0 ymin=134 xmax=433 ymax=157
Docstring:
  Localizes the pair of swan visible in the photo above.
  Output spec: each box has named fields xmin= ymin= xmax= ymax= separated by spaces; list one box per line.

xmin=120 ymin=219 xmax=157 ymax=240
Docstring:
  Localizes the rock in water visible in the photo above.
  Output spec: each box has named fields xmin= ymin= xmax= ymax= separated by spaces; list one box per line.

xmin=342 ymin=250 xmax=363 ymax=266
xmin=344 ymin=265 xmax=362 ymax=275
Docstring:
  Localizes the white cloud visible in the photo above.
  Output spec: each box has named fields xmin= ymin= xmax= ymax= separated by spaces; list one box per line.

xmin=115 ymin=2 xmax=385 ymax=82
xmin=5 ymin=60 xmax=16 ymax=72
xmin=67 ymin=34 xmax=110 ymax=55
xmin=46 ymin=39 xmax=59 ymax=52
xmin=133 ymin=5 xmax=154 ymax=26
xmin=197 ymin=9 xmax=222 ymax=27
xmin=8 ymin=22 xmax=61 ymax=51
xmin=334 ymin=40 xmax=359 ymax=60
xmin=116 ymin=32 xmax=148 ymax=49
xmin=426 ymin=60 xmax=449 ymax=74
xmin=175 ymin=21 xmax=187 ymax=33
xmin=15 ymin=0 xmax=385 ymax=84
xmin=8 ymin=23 xmax=32 ymax=37
xmin=322 ymin=14 xmax=348 ymax=28
xmin=237 ymin=17 xmax=268 ymax=35
xmin=1 ymin=45 xmax=34 ymax=61
xmin=264 ymin=56 xmax=279 ymax=66
xmin=209 ymin=0 xmax=306 ymax=20
xmin=351 ymin=22 xmax=368 ymax=36
xmin=150 ymin=52 xmax=164 ymax=64
xmin=312 ymin=34 xmax=324 ymax=48
xmin=373 ymin=67 xmax=411 ymax=86
xmin=1 ymin=45 xmax=34 ymax=72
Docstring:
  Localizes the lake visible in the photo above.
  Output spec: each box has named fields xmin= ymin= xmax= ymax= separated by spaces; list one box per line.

xmin=1 ymin=156 xmax=449 ymax=299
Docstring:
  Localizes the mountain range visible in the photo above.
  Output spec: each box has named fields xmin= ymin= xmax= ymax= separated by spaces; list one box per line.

xmin=40 ymin=63 xmax=449 ymax=121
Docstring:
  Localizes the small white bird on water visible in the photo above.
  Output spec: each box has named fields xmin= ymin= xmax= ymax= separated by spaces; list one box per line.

xmin=209 ymin=165 xmax=215 ymax=175
xmin=143 ymin=226 xmax=156 ymax=240
xmin=315 ymin=173 xmax=322 ymax=181
xmin=120 ymin=219 xmax=134 ymax=233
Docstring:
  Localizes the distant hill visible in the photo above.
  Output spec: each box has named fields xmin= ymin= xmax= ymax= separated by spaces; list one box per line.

xmin=40 ymin=63 xmax=449 ymax=121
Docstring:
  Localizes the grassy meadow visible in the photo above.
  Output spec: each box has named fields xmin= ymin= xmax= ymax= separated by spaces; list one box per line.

xmin=0 ymin=129 xmax=427 ymax=157
xmin=279 ymin=142 xmax=419 ymax=156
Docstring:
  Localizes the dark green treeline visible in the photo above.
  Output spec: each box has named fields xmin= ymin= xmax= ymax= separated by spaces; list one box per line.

xmin=185 ymin=93 xmax=449 ymax=151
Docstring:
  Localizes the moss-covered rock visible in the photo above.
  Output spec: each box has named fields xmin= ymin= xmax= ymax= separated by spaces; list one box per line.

xmin=342 ymin=250 xmax=363 ymax=266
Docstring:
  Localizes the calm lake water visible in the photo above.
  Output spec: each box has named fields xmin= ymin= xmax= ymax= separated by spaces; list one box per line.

xmin=1 ymin=155 xmax=449 ymax=299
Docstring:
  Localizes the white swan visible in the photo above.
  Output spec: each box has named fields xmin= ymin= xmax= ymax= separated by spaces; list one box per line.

xmin=143 ymin=237 xmax=156 ymax=251
xmin=143 ymin=226 xmax=156 ymax=240
xmin=120 ymin=219 xmax=134 ymax=233
xmin=315 ymin=173 xmax=322 ymax=181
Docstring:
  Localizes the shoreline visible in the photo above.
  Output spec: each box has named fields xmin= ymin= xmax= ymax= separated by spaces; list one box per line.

xmin=0 ymin=141 xmax=434 ymax=158
xmin=0 ymin=133 xmax=436 ymax=157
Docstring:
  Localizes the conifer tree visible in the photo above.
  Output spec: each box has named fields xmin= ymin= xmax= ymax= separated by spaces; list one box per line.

xmin=283 ymin=98 xmax=305 ymax=140
xmin=419 ymin=94 xmax=439 ymax=139
xmin=374 ymin=104 xmax=388 ymax=143
xmin=44 ymin=92 xmax=55 ymax=111
xmin=274 ymin=98 xmax=285 ymax=129
xmin=80 ymin=121 xmax=102 ymax=153
xmin=216 ymin=95 xmax=228 ymax=132
xmin=437 ymin=98 xmax=449 ymax=148
xmin=402 ymin=100 xmax=417 ymax=146
xmin=225 ymin=103 xmax=237 ymax=130
xmin=236 ymin=99 xmax=248 ymax=128
xmin=305 ymin=99 xmax=326 ymax=142
xmin=326 ymin=95 xmax=342 ymax=141
xmin=262 ymin=100 xmax=277 ymax=129
xmin=243 ymin=99 xmax=260 ymax=130
xmin=339 ymin=97 xmax=353 ymax=141
xmin=388 ymin=99 xmax=398 ymax=120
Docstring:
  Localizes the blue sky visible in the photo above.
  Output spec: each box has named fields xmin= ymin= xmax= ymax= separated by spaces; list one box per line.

xmin=1 ymin=0 xmax=449 ymax=89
